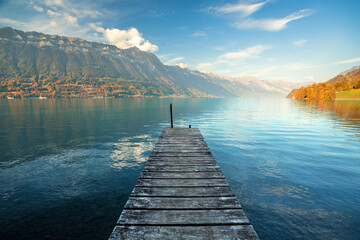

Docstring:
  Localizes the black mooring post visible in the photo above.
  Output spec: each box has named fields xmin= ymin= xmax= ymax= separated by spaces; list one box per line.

xmin=170 ymin=103 xmax=173 ymax=128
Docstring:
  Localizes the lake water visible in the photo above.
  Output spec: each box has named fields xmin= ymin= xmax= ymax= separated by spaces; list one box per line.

xmin=0 ymin=97 xmax=359 ymax=240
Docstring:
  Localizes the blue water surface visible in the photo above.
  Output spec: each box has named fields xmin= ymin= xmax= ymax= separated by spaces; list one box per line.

xmin=0 ymin=97 xmax=359 ymax=239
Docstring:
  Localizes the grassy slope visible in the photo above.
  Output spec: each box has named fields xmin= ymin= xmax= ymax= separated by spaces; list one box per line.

xmin=336 ymin=89 xmax=360 ymax=99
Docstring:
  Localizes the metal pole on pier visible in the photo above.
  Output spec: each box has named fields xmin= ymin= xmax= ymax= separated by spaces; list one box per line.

xmin=170 ymin=103 xmax=173 ymax=128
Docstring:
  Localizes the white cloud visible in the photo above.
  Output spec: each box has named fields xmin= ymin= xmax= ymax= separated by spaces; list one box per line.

xmin=71 ymin=8 xmax=101 ymax=19
xmin=44 ymin=0 xmax=65 ymax=8
xmin=63 ymin=13 xmax=78 ymax=27
xmin=90 ymin=24 xmax=158 ymax=52
xmin=50 ymin=20 xmax=57 ymax=27
xmin=190 ymin=31 xmax=207 ymax=37
xmin=219 ymin=45 xmax=272 ymax=60
xmin=47 ymin=10 xmax=79 ymax=28
xmin=0 ymin=18 xmax=27 ymax=27
xmin=88 ymin=23 xmax=104 ymax=32
xmin=213 ymin=46 xmax=226 ymax=51
xmin=165 ymin=57 xmax=184 ymax=65
xmin=293 ymin=39 xmax=308 ymax=46
xmin=47 ymin=9 xmax=61 ymax=17
xmin=158 ymin=55 xmax=189 ymax=68
xmin=156 ymin=54 xmax=171 ymax=61
xmin=240 ymin=62 xmax=310 ymax=76
xmin=44 ymin=0 xmax=102 ymax=19
xmin=288 ymin=62 xmax=309 ymax=70
xmin=216 ymin=0 xmax=270 ymax=17
xmin=0 ymin=0 xmax=105 ymax=41
xmin=196 ymin=60 xmax=312 ymax=78
xmin=195 ymin=44 xmax=272 ymax=74
xmin=196 ymin=62 xmax=213 ymax=72
xmin=336 ymin=58 xmax=360 ymax=64
xmin=205 ymin=1 xmax=314 ymax=32
xmin=225 ymin=75 xmax=260 ymax=82
xmin=138 ymin=40 xmax=158 ymax=52
xmin=234 ymin=9 xmax=314 ymax=31
xmin=33 ymin=5 xmax=44 ymax=12
xmin=176 ymin=63 xmax=189 ymax=69
xmin=306 ymin=76 xmax=314 ymax=81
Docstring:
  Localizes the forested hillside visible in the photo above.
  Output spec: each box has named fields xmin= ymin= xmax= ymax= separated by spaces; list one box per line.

xmin=287 ymin=67 xmax=360 ymax=99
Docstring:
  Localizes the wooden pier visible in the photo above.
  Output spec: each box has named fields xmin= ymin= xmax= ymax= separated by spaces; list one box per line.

xmin=109 ymin=127 xmax=259 ymax=239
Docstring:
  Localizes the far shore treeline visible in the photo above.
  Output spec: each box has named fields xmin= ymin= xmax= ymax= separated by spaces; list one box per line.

xmin=287 ymin=67 xmax=360 ymax=99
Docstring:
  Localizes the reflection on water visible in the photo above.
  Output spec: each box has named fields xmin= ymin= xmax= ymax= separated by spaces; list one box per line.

xmin=0 ymin=97 xmax=360 ymax=240
xmin=292 ymin=99 xmax=360 ymax=128
xmin=111 ymin=135 xmax=155 ymax=170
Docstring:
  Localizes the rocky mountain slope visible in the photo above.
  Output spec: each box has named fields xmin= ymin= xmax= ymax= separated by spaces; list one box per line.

xmin=0 ymin=27 xmax=304 ymax=98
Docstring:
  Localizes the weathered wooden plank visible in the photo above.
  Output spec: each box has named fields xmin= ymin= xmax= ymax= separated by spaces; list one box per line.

xmin=157 ymin=136 xmax=204 ymax=139
xmin=143 ymin=165 xmax=221 ymax=172
xmin=150 ymin=153 xmax=213 ymax=158
xmin=155 ymin=143 xmax=206 ymax=146
xmin=124 ymin=197 xmax=242 ymax=209
xmin=110 ymin=225 xmax=258 ymax=240
xmin=131 ymin=186 xmax=234 ymax=197
xmin=161 ymin=128 xmax=200 ymax=132
xmin=159 ymin=132 xmax=203 ymax=136
xmin=159 ymin=133 xmax=203 ymax=137
xmin=153 ymin=149 xmax=211 ymax=153
xmin=161 ymin=129 xmax=201 ymax=133
xmin=157 ymin=139 xmax=205 ymax=142
xmin=140 ymin=171 xmax=225 ymax=179
xmin=160 ymin=132 xmax=202 ymax=135
xmin=117 ymin=209 xmax=250 ymax=225
xmin=147 ymin=161 xmax=216 ymax=165
xmin=155 ymin=141 xmax=207 ymax=145
xmin=156 ymin=139 xmax=206 ymax=142
xmin=154 ymin=145 xmax=209 ymax=149
xmin=162 ymin=127 xmax=200 ymax=132
xmin=153 ymin=151 xmax=212 ymax=154
xmin=146 ymin=160 xmax=217 ymax=166
xmin=154 ymin=146 xmax=209 ymax=150
xmin=148 ymin=156 xmax=215 ymax=161
xmin=155 ymin=142 xmax=207 ymax=146
xmin=136 ymin=178 xmax=228 ymax=187
xmin=160 ymin=131 xmax=202 ymax=135
xmin=158 ymin=135 xmax=201 ymax=138
xmin=157 ymin=139 xmax=206 ymax=146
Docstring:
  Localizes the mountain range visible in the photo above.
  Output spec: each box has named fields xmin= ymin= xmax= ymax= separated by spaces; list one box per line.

xmin=0 ymin=27 xmax=305 ymax=98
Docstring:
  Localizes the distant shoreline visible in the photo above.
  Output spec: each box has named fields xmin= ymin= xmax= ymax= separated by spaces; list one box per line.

xmin=1 ymin=95 xmax=225 ymax=100
xmin=335 ymin=98 xmax=360 ymax=100
xmin=288 ymin=97 xmax=360 ymax=100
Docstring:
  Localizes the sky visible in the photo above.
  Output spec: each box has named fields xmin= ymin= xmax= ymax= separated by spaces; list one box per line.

xmin=0 ymin=0 xmax=359 ymax=83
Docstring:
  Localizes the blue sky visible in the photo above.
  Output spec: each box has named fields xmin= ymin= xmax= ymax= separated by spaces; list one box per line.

xmin=0 ymin=0 xmax=359 ymax=82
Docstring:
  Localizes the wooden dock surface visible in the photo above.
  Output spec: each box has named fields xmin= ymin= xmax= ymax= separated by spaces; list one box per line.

xmin=109 ymin=127 xmax=259 ymax=239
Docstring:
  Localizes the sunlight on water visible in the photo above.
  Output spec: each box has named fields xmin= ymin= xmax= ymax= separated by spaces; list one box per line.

xmin=0 ymin=98 xmax=359 ymax=240
xmin=111 ymin=135 xmax=155 ymax=170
